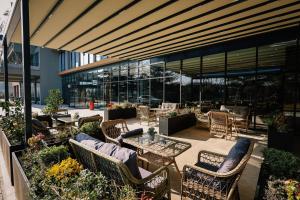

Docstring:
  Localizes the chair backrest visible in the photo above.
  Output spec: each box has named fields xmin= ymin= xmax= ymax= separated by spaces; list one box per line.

xmin=36 ymin=114 xmax=53 ymax=127
xmin=78 ymin=114 xmax=103 ymax=128
xmin=139 ymin=106 xmax=150 ymax=118
xmin=101 ymin=119 xmax=129 ymax=139
xmin=69 ymin=139 xmax=135 ymax=185
xmin=32 ymin=118 xmax=50 ymax=135
xmin=209 ymin=111 xmax=229 ymax=125
xmin=161 ymin=103 xmax=178 ymax=111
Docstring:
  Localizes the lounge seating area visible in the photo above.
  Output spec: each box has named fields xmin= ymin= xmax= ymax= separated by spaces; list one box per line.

xmin=0 ymin=101 xmax=267 ymax=200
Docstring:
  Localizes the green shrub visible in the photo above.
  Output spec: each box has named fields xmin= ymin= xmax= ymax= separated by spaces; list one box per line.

xmin=79 ymin=122 xmax=100 ymax=135
xmin=43 ymin=89 xmax=64 ymax=114
xmin=0 ymin=99 xmax=24 ymax=145
xmin=38 ymin=145 xmax=69 ymax=166
xmin=263 ymin=148 xmax=300 ymax=179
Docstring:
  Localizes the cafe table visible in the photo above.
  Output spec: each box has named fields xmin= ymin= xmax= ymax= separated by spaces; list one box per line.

xmin=123 ymin=134 xmax=191 ymax=175
xmin=56 ymin=116 xmax=78 ymax=126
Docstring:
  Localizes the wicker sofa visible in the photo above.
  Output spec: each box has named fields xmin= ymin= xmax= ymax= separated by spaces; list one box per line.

xmin=181 ymin=138 xmax=254 ymax=200
xmin=69 ymin=133 xmax=170 ymax=199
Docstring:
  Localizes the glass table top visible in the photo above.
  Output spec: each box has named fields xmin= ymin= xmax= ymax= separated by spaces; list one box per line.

xmin=123 ymin=134 xmax=191 ymax=158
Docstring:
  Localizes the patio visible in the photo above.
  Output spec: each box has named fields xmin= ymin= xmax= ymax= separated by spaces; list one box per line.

xmin=0 ymin=105 xmax=266 ymax=200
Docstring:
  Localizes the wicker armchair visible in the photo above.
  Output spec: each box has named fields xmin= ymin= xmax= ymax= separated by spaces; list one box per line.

xmin=101 ymin=119 xmax=130 ymax=145
xmin=209 ymin=111 xmax=232 ymax=140
xmin=69 ymin=139 xmax=171 ymax=199
xmin=139 ymin=106 xmax=157 ymax=125
xmin=78 ymin=114 xmax=103 ymax=128
xmin=181 ymin=141 xmax=254 ymax=200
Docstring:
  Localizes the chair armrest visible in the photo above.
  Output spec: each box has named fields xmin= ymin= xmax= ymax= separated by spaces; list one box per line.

xmin=182 ymin=164 xmax=240 ymax=198
xmin=134 ymin=166 xmax=170 ymax=198
xmin=197 ymin=150 xmax=226 ymax=168
xmin=105 ymin=136 xmax=121 ymax=146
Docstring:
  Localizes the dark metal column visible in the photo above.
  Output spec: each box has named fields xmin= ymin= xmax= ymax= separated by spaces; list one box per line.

xmin=224 ymin=52 xmax=228 ymax=105
xmin=21 ymin=0 xmax=32 ymax=142
xmin=199 ymin=56 xmax=203 ymax=110
xmin=34 ymin=79 xmax=37 ymax=104
xmin=3 ymin=37 xmax=9 ymax=103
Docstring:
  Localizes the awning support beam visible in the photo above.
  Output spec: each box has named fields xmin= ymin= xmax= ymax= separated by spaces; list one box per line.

xmin=21 ymin=0 xmax=32 ymax=143
xmin=3 ymin=37 xmax=9 ymax=104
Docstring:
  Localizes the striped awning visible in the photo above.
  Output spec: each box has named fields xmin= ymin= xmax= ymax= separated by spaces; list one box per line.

xmin=5 ymin=0 xmax=300 ymax=60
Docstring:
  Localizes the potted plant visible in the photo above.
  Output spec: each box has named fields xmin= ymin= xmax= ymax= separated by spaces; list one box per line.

xmin=42 ymin=89 xmax=64 ymax=115
xmin=0 ymin=99 xmax=25 ymax=185
xmin=147 ymin=127 xmax=157 ymax=141
xmin=267 ymin=112 xmax=294 ymax=152
xmin=255 ymin=148 xmax=300 ymax=199
xmin=159 ymin=111 xmax=196 ymax=135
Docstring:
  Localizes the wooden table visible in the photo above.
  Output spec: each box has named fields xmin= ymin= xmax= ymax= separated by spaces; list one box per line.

xmin=57 ymin=117 xmax=78 ymax=126
xmin=123 ymin=134 xmax=191 ymax=175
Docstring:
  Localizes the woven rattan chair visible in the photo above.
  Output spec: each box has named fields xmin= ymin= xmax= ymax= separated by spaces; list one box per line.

xmin=181 ymin=141 xmax=254 ymax=200
xmin=78 ymin=114 xmax=103 ymax=128
xmin=101 ymin=119 xmax=130 ymax=145
xmin=209 ymin=111 xmax=232 ymax=140
xmin=139 ymin=106 xmax=157 ymax=125
xmin=69 ymin=139 xmax=171 ymax=199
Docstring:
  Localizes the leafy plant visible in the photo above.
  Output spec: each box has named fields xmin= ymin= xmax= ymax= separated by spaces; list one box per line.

xmin=38 ymin=145 xmax=69 ymax=167
xmin=285 ymin=179 xmax=300 ymax=200
xmin=0 ymin=99 xmax=25 ymax=145
xmin=263 ymin=148 xmax=300 ymax=179
xmin=147 ymin=127 xmax=157 ymax=140
xmin=43 ymin=89 xmax=64 ymax=114
xmin=263 ymin=176 xmax=286 ymax=200
xmin=79 ymin=121 xmax=100 ymax=135
xmin=28 ymin=133 xmax=45 ymax=150
xmin=167 ymin=111 xmax=177 ymax=118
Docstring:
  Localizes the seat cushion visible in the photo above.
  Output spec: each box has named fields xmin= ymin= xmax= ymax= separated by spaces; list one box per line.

xmin=195 ymin=161 xmax=219 ymax=172
xmin=217 ymin=138 xmax=250 ymax=173
xmin=139 ymin=167 xmax=152 ymax=179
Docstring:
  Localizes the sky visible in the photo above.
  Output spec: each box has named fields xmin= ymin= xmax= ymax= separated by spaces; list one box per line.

xmin=0 ymin=0 xmax=15 ymax=35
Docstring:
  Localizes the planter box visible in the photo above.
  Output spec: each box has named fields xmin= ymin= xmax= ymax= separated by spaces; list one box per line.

xmin=0 ymin=129 xmax=25 ymax=185
xmin=268 ymin=126 xmax=294 ymax=152
xmin=104 ymin=107 xmax=136 ymax=121
xmin=12 ymin=151 xmax=30 ymax=200
xmin=254 ymin=163 xmax=268 ymax=200
xmin=159 ymin=113 xmax=196 ymax=135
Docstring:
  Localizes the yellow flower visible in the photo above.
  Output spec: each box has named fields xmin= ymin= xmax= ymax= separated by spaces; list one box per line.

xmin=46 ymin=157 xmax=83 ymax=181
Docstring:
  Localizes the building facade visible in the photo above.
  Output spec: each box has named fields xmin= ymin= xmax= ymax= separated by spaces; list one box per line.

xmin=60 ymin=29 xmax=299 ymax=124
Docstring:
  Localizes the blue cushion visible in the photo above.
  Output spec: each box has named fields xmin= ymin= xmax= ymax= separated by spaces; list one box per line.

xmin=75 ymin=133 xmax=104 ymax=150
xmin=116 ymin=128 xmax=143 ymax=143
xmin=97 ymin=143 xmax=141 ymax=179
xmin=76 ymin=133 xmax=141 ymax=179
xmin=217 ymin=138 xmax=250 ymax=173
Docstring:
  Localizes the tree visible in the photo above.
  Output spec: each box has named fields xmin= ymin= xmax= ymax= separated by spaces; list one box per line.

xmin=43 ymin=89 xmax=64 ymax=114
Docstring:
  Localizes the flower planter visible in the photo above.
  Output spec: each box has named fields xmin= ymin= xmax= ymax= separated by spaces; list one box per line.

xmin=268 ymin=126 xmax=294 ymax=152
xmin=0 ymin=129 xmax=25 ymax=185
xmin=159 ymin=113 xmax=196 ymax=135
xmin=104 ymin=107 xmax=136 ymax=121
xmin=12 ymin=151 xmax=30 ymax=200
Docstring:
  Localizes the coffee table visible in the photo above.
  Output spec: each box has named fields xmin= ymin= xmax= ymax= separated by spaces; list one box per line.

xmin=123 ymin=134 xmax=191 ymax=175
xmin=57 ymin=117 xmax=78 ymax=126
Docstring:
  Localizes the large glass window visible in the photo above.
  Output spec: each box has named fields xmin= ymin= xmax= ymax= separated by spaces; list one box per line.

xmin=165 ymin=61 xmax=180 ymax=103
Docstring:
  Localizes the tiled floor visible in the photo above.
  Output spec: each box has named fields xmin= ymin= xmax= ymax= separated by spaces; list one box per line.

xmin=0 ymin=105 xmax=267 ymax=200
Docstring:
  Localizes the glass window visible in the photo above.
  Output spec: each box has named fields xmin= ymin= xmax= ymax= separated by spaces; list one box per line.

xmin=165 ymin=61 xmax=180 ymax=103
xmin=182 ymin=57 xmax=200 ymax=105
